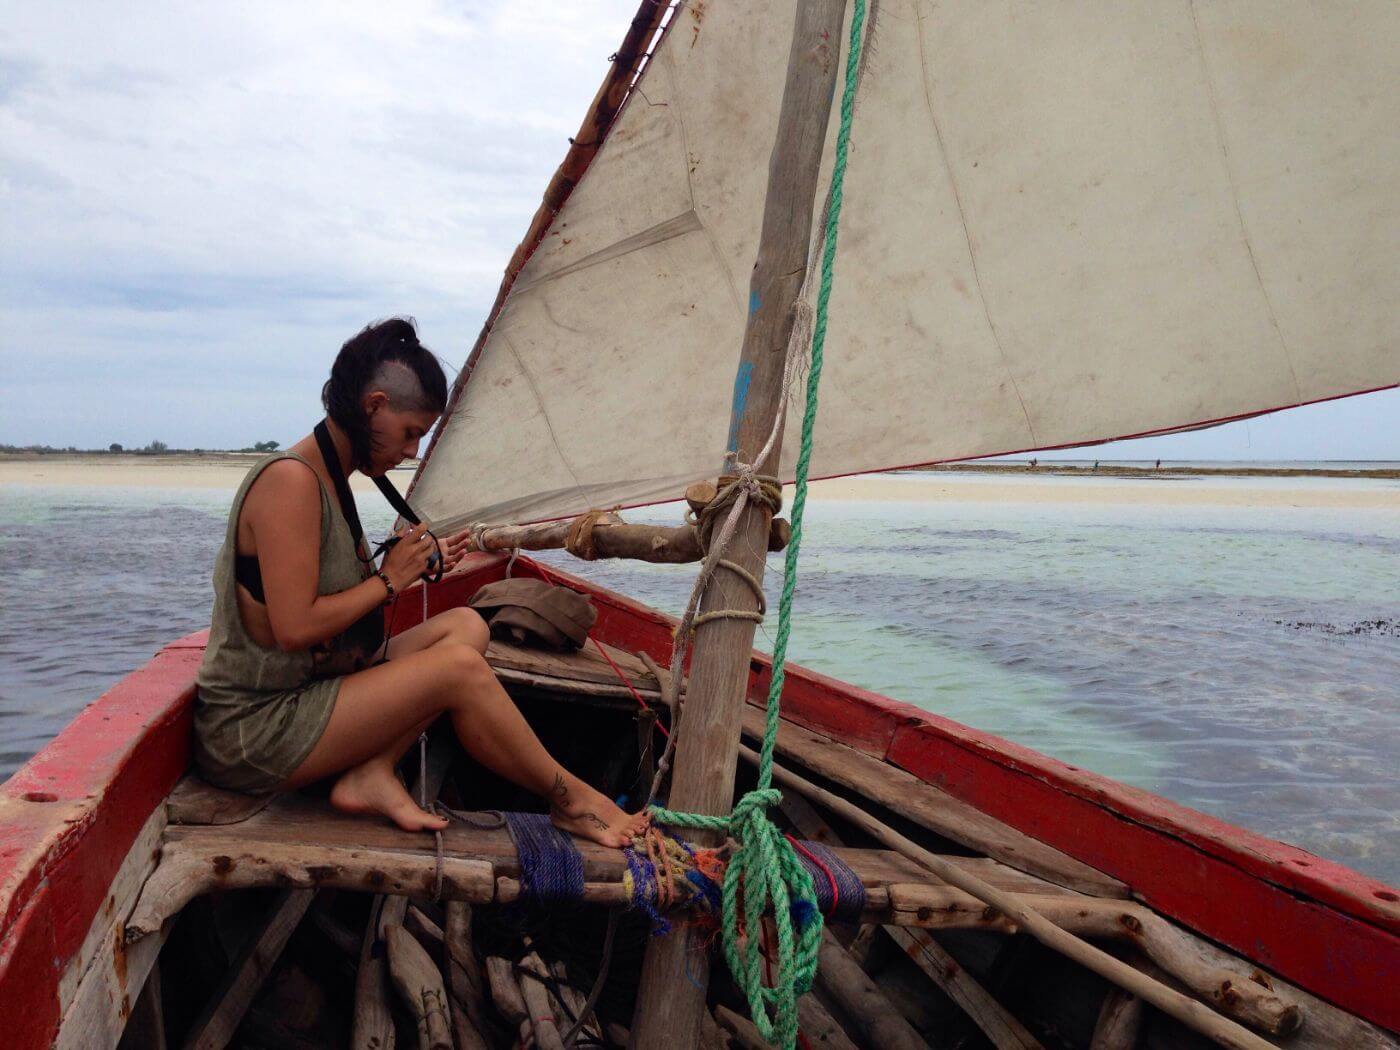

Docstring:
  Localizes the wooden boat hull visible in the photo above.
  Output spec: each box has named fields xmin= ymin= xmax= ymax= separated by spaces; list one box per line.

xmin=1 ymin=551 xmax=1396 ymax=1047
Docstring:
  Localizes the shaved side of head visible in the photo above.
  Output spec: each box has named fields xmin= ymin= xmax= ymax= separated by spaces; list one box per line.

xmin=365 ymin=359 xmax=437 ymax=413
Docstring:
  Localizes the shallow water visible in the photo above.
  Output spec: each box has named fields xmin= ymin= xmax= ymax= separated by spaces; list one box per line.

xmin=1 ymin=479 xmax=1397 ymax=883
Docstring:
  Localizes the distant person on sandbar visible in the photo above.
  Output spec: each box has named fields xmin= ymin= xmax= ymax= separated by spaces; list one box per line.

xmin=193 ymin=318 xmax=648 ymax=847
xmin=1155 ymin=459 xmax=1162 ymax=470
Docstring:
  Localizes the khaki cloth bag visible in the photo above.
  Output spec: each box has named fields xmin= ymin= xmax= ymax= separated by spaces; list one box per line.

xmin=467 ymin=578 xmax=597 ymax=650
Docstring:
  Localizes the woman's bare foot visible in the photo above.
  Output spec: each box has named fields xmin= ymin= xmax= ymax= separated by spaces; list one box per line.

xmin=330 ymin=761 xmax=449 ymax=832
xmin=547 ymin=772 xmax=649 ymax=848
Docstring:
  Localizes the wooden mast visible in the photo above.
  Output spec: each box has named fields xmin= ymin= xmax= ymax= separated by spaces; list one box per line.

xmin=628 ymin=1 xmax=851 ymax=1044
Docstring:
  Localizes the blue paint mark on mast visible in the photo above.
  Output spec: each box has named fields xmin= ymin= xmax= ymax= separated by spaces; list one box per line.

xmin=727 ymin=361 xmax=754 ymax=455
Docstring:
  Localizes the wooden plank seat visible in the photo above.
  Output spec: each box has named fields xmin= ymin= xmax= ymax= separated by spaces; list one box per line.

xmin=130 ymin=787 xmax=1080 ymax=940
xmin=485 ymin=636 xmax=663 ymax=702
xmin=129 ymin=782 xmax=1316 ymax=1036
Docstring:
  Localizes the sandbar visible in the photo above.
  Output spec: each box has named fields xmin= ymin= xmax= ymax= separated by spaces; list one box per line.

xmin=2 ymin=454 xmax=1397 ymax=509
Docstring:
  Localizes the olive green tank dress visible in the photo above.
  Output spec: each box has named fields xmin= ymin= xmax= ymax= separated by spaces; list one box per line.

xmin=194 ymin=451 xmax=384 ymax=793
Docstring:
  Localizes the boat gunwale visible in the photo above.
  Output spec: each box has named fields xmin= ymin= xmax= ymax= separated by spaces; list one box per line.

xmin=1 ymin=550 xmax=1396 ymax=1045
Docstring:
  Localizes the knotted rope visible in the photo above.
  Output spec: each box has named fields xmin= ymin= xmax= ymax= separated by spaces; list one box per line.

xmin=644 ymin=2 xmax=868 ymax=1045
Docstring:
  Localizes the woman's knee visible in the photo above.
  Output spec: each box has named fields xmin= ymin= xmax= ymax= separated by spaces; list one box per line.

xmin=430 ymin=641 xmax=495 ymax=702
xmin=438 ymin=607 xmax=490 ymax=653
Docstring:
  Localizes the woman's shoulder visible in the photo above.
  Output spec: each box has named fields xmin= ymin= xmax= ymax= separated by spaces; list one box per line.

xmin=241 ymin=452 xmax=324 ymax=510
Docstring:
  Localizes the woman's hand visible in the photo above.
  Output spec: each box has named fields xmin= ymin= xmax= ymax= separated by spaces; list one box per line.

xmin=381 ymin=522 xmax=437 ymax=591
xmin=436 ymin=527 xmax=477 ymax=574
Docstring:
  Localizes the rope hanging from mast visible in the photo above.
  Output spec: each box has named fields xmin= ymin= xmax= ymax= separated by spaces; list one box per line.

xmin=645 ymin=1 xmax=870 ymax=1045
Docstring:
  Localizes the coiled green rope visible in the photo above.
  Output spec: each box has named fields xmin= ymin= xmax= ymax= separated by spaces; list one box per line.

xmin=650 ymin=2 xmax=868 ymax=1045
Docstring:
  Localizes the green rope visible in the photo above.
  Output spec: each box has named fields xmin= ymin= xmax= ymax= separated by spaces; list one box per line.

xmin=649 ymin=1 xmax=867 ymax=1046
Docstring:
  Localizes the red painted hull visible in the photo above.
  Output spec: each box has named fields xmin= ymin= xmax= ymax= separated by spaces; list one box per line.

xmin=1 ymin=552 xmax=1396 ymax=1045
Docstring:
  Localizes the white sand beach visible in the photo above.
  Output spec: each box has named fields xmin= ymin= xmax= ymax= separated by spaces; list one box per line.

xmin=3 ymin=454 xmax=1397 ymax=509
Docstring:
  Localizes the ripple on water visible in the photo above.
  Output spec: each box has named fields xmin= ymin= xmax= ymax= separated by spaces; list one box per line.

xmin=2 ymin=488 xmax=1397 ymax=883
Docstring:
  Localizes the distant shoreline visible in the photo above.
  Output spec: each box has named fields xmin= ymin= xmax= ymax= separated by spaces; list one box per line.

xmin=2 ymin=452 xmax=1397 ymax=509
xmin=0 ymin=452 xmax=416 ymax=493
xmin=905 ymin=462 xmax=1400 ymax=480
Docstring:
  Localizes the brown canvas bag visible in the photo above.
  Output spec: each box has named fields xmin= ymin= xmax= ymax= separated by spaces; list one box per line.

xmin=466 ymin=578 xmax=597 ymax=650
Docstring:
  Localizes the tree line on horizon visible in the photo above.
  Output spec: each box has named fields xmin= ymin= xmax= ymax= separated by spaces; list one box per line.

xmin=0 ymin=440 xmax=282 ymax=455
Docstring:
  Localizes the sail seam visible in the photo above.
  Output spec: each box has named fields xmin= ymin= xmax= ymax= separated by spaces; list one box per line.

xmin=498 ymin=331 xmax=591 ymax=507
xmin=662 ymin=40 xmax=746 ymax=318
xmin=1188 ymin=0 xmax=1302 ymax=401
xmin=912 ymin=3 xmax=1038 ymax=447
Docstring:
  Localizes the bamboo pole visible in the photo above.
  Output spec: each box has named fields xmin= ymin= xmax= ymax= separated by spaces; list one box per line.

xmin=628 ymin=1 xmax=850 ymax=1043
xmin=741 ymin=744 xmax=1284 ymax=1050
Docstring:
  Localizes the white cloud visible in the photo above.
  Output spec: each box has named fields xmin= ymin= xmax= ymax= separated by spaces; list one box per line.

xmin=1 ymin=1 xmax=640 ymax=447
xmin=0 ymin=2 xmax=1394 ymax=458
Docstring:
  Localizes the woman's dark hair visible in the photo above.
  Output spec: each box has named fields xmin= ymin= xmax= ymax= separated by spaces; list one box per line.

xmin=321 ymin=317 xmax=448 ymax=471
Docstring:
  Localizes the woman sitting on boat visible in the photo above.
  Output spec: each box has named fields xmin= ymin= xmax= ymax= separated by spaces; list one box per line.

xmin=194 ymin=317 xmax=648 ymax=848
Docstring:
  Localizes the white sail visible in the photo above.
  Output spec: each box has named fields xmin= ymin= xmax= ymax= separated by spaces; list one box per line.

xmin=412 ymin=0 xmax=1399 ymax=530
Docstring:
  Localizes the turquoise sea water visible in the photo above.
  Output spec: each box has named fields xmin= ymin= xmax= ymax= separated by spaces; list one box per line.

xmin=1 ymin=476 xmax=1397 ymax=883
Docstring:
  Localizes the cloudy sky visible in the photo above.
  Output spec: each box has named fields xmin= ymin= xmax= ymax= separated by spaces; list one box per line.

xmin=1 ymin=2 xmax=1395 ymax=460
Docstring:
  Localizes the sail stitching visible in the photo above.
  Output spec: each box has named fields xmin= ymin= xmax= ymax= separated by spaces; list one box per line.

xmin=912 ymin=2 xmax=1039 ymax=446
xmin=662 ymin=39 xmax=747 ymax=318
xmin=498 ymin=331 xmax=592 ymax=507
xmin=1188 ymin=0 xmax=1303 ymax=401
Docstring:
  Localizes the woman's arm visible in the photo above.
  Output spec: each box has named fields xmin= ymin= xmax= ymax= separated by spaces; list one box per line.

xmin=246 ymin=459 xmax=422 ymax=652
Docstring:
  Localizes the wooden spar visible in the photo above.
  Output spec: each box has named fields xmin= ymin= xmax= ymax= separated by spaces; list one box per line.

xmin=461 ymin=512 xmax=791 ymax=563
xmin=628 ymin=0 xmax=850 ymax=1044
xmin=741 ymin=744 xmax=1288 ymax=1050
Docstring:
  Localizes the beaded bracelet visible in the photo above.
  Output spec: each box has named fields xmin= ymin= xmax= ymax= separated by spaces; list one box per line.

xmin=375 ymin=569 xmax=395 ymax=600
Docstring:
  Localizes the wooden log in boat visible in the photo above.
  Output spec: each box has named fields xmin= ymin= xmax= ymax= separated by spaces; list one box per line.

xmin=774 ymin=786 xmax=1033 ymax=1048
xmin=444 ymin=901 xmax=493 ymax=1050
xmin=353 ymin=726 xmax=457 ymax=1050
xmin=484 ymin=956 xmax=532 ymax=1047
xmin=353 ymin=897 xmax=399 ymax=1050
xmin=714 ymin=1004 xmax=777 ymax=1050
xmin=884 ymin=925 xmax=1044 ymax=1050
xmin=753 ymin=747 xmax=1304 ymax=1039
xmin=816 ymin=927 xmax=931 ymax=1050
xmin=384 ymin=923 xmax=454 ymax=1050
xmin=516 ymin=952 xmax=566 ymax=1050
xmin=182 ymin=887 xmax=316 ymax=1050
xmin=743 ymin=744 xmax=1293 ymax=1049
xmin=740 ymin=705 xmax=1125 ymax=898
xmin=795 ymin=994 xmax=858 ymax=1050
xmin=1089 ymin=986 xmax=1143 ymax=1050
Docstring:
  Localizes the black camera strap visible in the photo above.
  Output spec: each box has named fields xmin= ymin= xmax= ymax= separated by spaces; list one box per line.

xmin=313 ymin=419 xmax=442 ymax=581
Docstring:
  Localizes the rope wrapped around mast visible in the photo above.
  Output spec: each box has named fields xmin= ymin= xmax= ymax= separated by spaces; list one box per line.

xmin=647 ymin=1 xmax=869 ymax=1045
